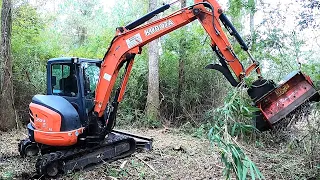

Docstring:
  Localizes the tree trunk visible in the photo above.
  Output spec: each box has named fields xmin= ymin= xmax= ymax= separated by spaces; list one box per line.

xmin=0 ymin=0 xmax=16 ymax=131
xmin=249 ymin=0 xmax=256 ymax=49
xmin=174 ymin=0 xmax=187 ymax=120
xmin=146 ymin=0 xmax=160 ymax=123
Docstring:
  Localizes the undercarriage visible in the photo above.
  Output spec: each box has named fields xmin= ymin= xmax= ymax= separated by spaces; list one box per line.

xmin=18 ymin=130 xmax=152 ymax=177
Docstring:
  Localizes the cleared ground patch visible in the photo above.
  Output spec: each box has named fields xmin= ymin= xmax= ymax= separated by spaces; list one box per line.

xmin=1 ymin=110 xmax=319 ymax=180
xmin=0 ymin=128 xmax=224 ymax=180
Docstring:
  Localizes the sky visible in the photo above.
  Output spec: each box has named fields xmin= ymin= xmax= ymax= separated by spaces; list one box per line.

xmin=30 ymin=0 xmax=116 ymax=12
xmin=101 ymin=0 xmax=115 ymax=12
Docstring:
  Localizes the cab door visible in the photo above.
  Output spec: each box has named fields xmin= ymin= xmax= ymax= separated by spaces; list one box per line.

xmin=81 ymin=62 xmax=100 ymax=118
xmin=48 ymin=63 xmax=85 ymax=124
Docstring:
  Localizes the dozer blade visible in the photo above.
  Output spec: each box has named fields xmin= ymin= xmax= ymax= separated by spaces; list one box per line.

xmin=112 ymin=129 xmax=153 ymax=151
xmin=255 ymin=71 xmax=319 ymax=130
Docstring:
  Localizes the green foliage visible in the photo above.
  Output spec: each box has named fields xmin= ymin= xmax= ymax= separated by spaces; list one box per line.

xmin=207 ymin=87 xmax=264 ymax=179
xmin=1 ymin=171 xmax=13 ymax=180
xmin=159 ymin=24 xmax=227 ymax=125
xmin=67 ymin=29 xmax=115 ymax=58
xmin=301 ymin=62 xmax=320 ymax=88
xmin=11 ymin=3 xmax=60 ymax=121
xmin=57 ymin=0 xmax=104 ymax=47
xmin=246 ymin=0 xmax=256 ymax=13
xmin=12 ymin=3 xmax=47 ymax=88
xmin=109 ymin=0 xmax=148 ymax=27
xmin=228 ymin=0 xmax=244 ymax=18
xmin=116 ymin=23 xmax=227 ymax=127
xmin=225 ymin=0 xmax=256 ymax=31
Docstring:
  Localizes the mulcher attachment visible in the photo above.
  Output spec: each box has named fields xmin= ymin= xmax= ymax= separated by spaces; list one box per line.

xmin=248 ymin=71 xmax=319 ymax=131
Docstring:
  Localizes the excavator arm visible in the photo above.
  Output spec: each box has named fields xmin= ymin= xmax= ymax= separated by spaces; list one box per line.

xmin=94 ymin=0 xmax=319 ymax=132
xmin=94 ymin=0 xmax=260 ymax=117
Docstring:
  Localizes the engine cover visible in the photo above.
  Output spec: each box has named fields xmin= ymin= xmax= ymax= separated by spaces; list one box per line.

xmin=28 ymin=95 xmax=84 ymax=146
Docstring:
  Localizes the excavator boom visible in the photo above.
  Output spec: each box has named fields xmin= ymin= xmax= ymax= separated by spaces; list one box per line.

xmin=93 ymin=0 xmax=255 ymax=116
xmin=94 ymin=0 xmax=319 ymax=131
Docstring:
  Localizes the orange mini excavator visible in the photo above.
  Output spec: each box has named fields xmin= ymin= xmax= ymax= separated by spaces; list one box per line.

xmin=19 ymin=0 xmax=319 ymax=176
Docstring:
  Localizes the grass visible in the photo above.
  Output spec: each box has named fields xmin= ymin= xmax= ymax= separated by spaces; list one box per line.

xmin=190 ymin=84 xmax=320 ymax=180
xmin=255 ymin=107 xmax=320 ymax=179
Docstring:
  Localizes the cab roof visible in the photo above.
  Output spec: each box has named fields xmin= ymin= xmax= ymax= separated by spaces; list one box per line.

xmin=48 ymin=57 xmax=102 ymax=64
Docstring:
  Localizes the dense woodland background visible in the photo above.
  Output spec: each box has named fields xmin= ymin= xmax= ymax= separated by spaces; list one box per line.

xmin=0 ymin=0 xmax=319 ymax=128
xmin=0 ymin=0 xmax=319 ymax=179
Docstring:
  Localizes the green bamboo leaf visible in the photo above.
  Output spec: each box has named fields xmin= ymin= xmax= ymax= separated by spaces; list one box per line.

xmin=237 ymin=162 xmax=243 ymax=180
xmin=230 ymin=146 xmax=240 ymax=160
xmin=249 ymin=163 xmax=255 ymax=180
xmin=231 ymin=123 xmax=238 ymax=136
xmin=242 ymin=161 xmax=249 ymax=180
xmin=252 ymin=163 xmax=264 ymax=179
xmin=231 ymin=105 xmax=238 ymax=111
xmin=209 ymin=127 xmax=214 ymax=136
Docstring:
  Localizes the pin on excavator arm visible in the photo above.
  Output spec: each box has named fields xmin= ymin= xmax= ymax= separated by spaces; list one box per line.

xmin=94 ymin=0 xmax=261 ymax=118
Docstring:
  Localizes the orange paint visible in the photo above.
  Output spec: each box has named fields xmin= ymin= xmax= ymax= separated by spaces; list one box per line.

xmin=245 ymin=63 xmax=258 ymax=76
xmin=34 ymin=127 xmax=84 ymax=146
xmin=30 ymin=102 xmax=85 ymax=146
xmin=94 ymin=0 xmax=250 ymax=117
xmin=29 ymin=103 xmax=61 ymax=132
xmin=118 ymin=59 xmax=134 ymax=102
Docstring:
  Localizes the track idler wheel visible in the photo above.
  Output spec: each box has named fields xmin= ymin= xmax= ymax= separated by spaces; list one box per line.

xmin=18 ymin=139 xmax=39 ymax=157
xmin=36 ymin=152 xmax=62 ymax=177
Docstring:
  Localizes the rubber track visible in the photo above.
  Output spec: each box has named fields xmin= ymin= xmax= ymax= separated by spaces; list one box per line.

xmin=35 ymin=133 xmax=136 ymax=177
xmin=36 ymin=152 xmax=63 ymax=176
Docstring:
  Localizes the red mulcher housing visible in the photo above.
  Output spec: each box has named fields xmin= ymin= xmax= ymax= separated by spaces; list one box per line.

xmin=250 ymin=71 xmax=319 ymax=131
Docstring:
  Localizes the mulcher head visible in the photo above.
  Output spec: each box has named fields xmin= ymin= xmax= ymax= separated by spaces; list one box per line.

xmin=248 ymin=71 xmax=319 ymax=131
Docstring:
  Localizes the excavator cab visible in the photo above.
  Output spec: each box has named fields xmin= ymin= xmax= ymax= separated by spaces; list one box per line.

xmin=23 ymin=58 xmax=102 ymax=147
xmin=47 ymin=57 xmax=101 ymax=125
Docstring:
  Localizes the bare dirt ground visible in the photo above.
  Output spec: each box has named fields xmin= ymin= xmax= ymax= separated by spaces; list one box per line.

xmin=1 ymin=109 xmax=319 ymax=180
xmin=0 ymin=128 xmax=224 ymax=180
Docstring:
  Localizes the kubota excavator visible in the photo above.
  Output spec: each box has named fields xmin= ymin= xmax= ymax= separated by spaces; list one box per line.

xmin=18 ymin=0 xmax=319 ymax=176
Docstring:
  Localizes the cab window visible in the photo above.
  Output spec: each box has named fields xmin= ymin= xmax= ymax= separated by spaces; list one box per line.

xmin=51 ymin=64 xmax=78 ymax=97
xmin=82 ymin=62 xmax=100 ymax=98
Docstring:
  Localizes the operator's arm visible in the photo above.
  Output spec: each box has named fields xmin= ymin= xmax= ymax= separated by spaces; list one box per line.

xmin=94 ymin=0 xmax=260 ymax=117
